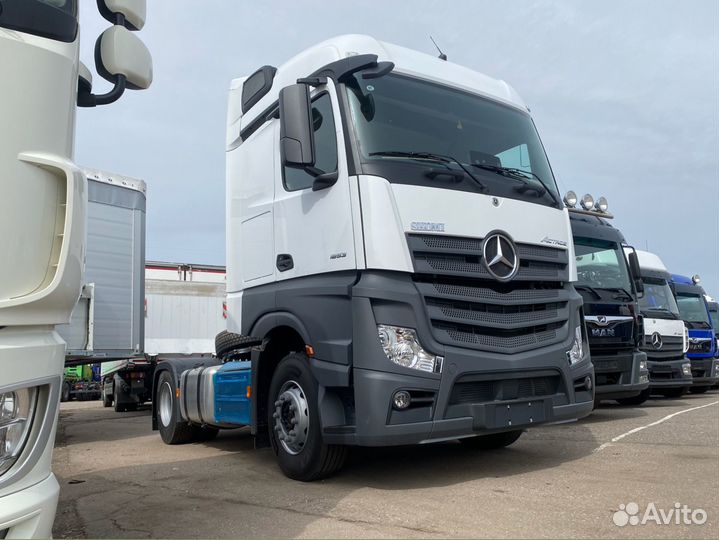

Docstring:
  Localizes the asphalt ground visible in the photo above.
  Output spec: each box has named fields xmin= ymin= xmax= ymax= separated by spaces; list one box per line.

xmin=53 ymin=392 xmax=719 ymax=539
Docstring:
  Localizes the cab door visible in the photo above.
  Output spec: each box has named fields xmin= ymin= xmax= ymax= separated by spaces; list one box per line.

xmin=273 ymin=81 xmax=357 ymax=281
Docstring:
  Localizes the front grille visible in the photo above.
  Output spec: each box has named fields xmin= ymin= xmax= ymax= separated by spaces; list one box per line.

xmin=688 ymin=340 xmax=712 ymax=353
xmin=450 ymin=375 xmax=560 ymax=404
xmin=641 ymin=335 xmax=685 ymax=362
xmin=408 ymin=233 xmax=571 ymax=354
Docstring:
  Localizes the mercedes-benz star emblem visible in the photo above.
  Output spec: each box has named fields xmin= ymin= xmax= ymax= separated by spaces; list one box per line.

xmin=651 ymin=332 xmax=663 ymax=350
xmin=482 ymin=233 xmax=519 ymax=282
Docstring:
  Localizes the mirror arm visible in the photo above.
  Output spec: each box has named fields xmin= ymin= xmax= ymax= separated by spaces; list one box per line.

xmin=78 ymin=74 xmax=127 ymax=108
xmin=312 ymin=170 xmax=339 ymax=192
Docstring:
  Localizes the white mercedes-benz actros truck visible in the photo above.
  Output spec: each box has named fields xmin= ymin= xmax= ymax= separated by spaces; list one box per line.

xmin=0 ymin=1 xmax=151 ymax=537
xmin=152 ymin=34 xmax=595 ymax=481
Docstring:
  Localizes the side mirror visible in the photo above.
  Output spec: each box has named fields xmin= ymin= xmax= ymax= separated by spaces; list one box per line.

xmin=627 ymin=249 xmax=644 ymax=296
xmin=98 ymin=0 xmax=147 ymax=31
xmin=96 ymin=26 xmax=153 ymax=91
xmin=279 ymin=84 xmax=315 ymax=169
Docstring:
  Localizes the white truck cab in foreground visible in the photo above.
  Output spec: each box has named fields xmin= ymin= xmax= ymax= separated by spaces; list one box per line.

xmin=155 ymin=35 xmax=594 ymax=481
xmin=632 ymin=249 xmax=692 ymax=397
xmin=0 ymin=2 xmax=151 ymax=537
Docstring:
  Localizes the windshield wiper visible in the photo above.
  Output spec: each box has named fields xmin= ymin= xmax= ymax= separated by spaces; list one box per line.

xmin=470 ymin=164 xmax=560 ymax=207
xmin=575 ymin=284 xmax=602 ymax=300
xmin=369 ymin=151 xmax=487 ymax=191
xmin=604 ymin=287 xmax=634 ymax=301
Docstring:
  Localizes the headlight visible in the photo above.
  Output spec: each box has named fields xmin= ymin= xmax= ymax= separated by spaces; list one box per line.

xmin=377 ymin=325 xmax=443 ymax=373
xmin=639 ymin=359 xmax=648 ymax=371
xmin=567 ymin=325 xmax=584 ymax=365
xmin=681 ymin=362 xmax=692 ymax=377
xmin=0 ymin=387 xmax=38 ymax=477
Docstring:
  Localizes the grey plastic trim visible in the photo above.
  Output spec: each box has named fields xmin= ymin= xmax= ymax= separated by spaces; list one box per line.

xmin=0 ymin=375 xmax=60 ymax=491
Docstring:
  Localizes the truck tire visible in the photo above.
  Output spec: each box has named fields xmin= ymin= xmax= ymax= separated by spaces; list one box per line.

xmin=215 ymin=330 xmax=261 ymax=359
xmin=268 ymin=352 xmax=347 ymax=481
xmin=157 ymin=370 xmax=197 ymax=444
xmin=617 ymin=388 xmax=650 ymax=406
xmin=102 ymin=391 xmax=112 ymax=407
xmin=689 ymin=386 xmax=709 ymax=394
xmin=60 ymin=382 xmax=70 ymax=403
xmin=460 ymin=430 xmax=523 ymax=450
xmin=113 ymin=385 xmax=126 ymax=413
xmin=658 ymin=387 xmax=687 ymax=398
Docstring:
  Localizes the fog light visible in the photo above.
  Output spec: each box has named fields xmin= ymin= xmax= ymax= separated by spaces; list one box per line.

xmin=639 ymin=374 xmax=649 ymax=384
xmin=393 ymin=390 xmax=411 ymax=410
xmin=682 ymin=362 xmax=692 ymax=377
xmin=580 ymin=194 xmax=594 ymax=211
xmin=584 ymin=376 xmax=593 ymax=391
xmin=563 ymin=190 xmax=577 ymax=208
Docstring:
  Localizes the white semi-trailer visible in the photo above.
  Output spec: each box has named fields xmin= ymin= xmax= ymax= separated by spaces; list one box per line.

xmin=0 ymin=2 xmax=151 ymax=537
xmin=153 ymin=35 xmax=595 ymax=481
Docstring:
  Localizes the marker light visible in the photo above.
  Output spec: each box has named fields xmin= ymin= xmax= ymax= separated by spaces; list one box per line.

xmin=563 ymin=191 xmax=577 ymax=208
xmin=692 ymin=275 xmax=701 ymax=284
xmin=580 ymin=194 xmax=594 ymax=211
xmin=595 ymin=196 xmax=609 ymax=213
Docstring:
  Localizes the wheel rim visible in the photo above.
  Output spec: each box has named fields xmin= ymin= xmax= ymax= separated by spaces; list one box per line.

xmin=272 ymin=380 xmax=310 ymax=455
xmin=159 ymin=381 xmax=173 ymax=427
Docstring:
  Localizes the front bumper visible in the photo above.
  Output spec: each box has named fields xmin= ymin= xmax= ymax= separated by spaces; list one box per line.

xmin=689 ymin=357 xmax=719 ymax=387
xmin=646 ymin=358 xmax=693 ymax=389
xmin=0 ymin=473 xmax=59 ymax=539
xmin=593 ymin=350 xmax=649 ymax=400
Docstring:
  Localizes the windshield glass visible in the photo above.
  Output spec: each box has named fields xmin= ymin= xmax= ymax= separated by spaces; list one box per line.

xmin=709 ymin=306 xmax=719 ymax=329
xmin=676 ymin=293 xmax=711 ymax=325
xmin=574 ymin=239 xmax=632 ymax=292
xmin=0 ymin=0 xmax=78 ymax=42
xmin=345 ymin=73 xmax=560 ymax=207
xmin=639 ymin=277 xmax=680 ymax=318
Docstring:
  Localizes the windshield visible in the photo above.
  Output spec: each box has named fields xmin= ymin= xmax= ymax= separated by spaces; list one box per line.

xmin=709 ymin=306 xmax=719 ymax=329
xmin=676 ymin=293 xmax=711 ymax=326
xmin=574 ymin=239 xmax=633 ymax=293
xmin=0 ymin=0 xmax=78 ymax=42
xmin=639 ymin=277 xmax=680 ymax=318
xmin=345 ymin=73 xmax=560 ymax=207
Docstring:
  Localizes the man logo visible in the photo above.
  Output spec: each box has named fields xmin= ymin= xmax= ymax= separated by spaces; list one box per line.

xmin=596 ymin=315 xmax=608 ymax=326
xmin=482 ymin=233 xmax=519 ymax=282
xmin=651 ymin=332 xmax=663 ymax=350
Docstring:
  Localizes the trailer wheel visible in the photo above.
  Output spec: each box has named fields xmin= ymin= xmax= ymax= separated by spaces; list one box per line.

xmin=157 ymin=371 xmax=197 ymax=444
xmin=460 ymin=430 xmax=523 ymax=450
xmin=268 ymin=353 xmax=347 ymax=481
xmin=617 ymin=388 xmax=650 ymax=406
xmin=60 ymin=382 xmax=70 ymax=403
xmin=113 ymin=385 xmax=126 ymax=413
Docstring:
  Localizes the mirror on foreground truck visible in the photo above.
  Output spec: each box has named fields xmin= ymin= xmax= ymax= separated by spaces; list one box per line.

xmin=151 ymin=34 xmax=595 ymax=482
xmin=631 ymin=250 xmax=693 ymax=398
xmin=566 ymin=194 xmax=649 ymax=405
xmin=670 ymin=274 xmax=719 ymax=393
xmin=0 ymin=1 xmax=151 ymax=538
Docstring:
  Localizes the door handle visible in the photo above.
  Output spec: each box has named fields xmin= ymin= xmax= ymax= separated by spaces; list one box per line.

xmin=276 ymin=254 xmax=294 ymax=272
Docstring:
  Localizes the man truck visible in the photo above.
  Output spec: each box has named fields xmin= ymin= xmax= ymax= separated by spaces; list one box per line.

xmin=152 ymin=35 xmax=595 ymax=481
xmin=0 ymin=2 xmax=151 ymax=537
xmin=566 ymin=193 xmax=649 ymax=405
xmin=670 ymin=274 xmax=719 ymax=393
xmin=633 ymin=251 xmax=692 ymax=398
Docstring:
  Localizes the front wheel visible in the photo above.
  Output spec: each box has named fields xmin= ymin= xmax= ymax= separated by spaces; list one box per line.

xmin=268 ymin=353 xmax=347 ymax=481
xmin=460 ymin=430 xmax=523 ymax=450
xmin=617 ymin=388 xmax=651 ymax=406
xmin=60 ymin=382 xmax=70 ymax=403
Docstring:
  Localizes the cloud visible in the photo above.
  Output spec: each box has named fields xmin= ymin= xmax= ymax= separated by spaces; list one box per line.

xmin=76 ymin=0 xmax=719 ymax=294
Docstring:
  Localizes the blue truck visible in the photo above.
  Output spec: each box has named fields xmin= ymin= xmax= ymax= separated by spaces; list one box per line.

xmin=670 ymin=275 xmax=719 ymax=393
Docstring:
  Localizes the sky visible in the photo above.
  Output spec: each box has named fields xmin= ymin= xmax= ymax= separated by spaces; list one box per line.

xmin=76 ymin=0 xmax=719 ymax=295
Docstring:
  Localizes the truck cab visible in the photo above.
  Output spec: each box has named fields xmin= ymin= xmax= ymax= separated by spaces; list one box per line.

xmin=670 ymin=274 xmax=719 ymax=393
xmin=568 ymin=199 xmax=649 ymax=405
xmin=633 ymin=251 xmax=692 ymax=397
xmin=155 ymin=35 xmax=594 ymax=481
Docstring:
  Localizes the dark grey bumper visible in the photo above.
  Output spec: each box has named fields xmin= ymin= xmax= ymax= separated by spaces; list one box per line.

xmin=646 ymin=358 xmax=693 ymax=389
xmin=594 ymin=351 xmax=649 ymax=400
xmin=689 ymin=357 xmax=719 ymax=386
